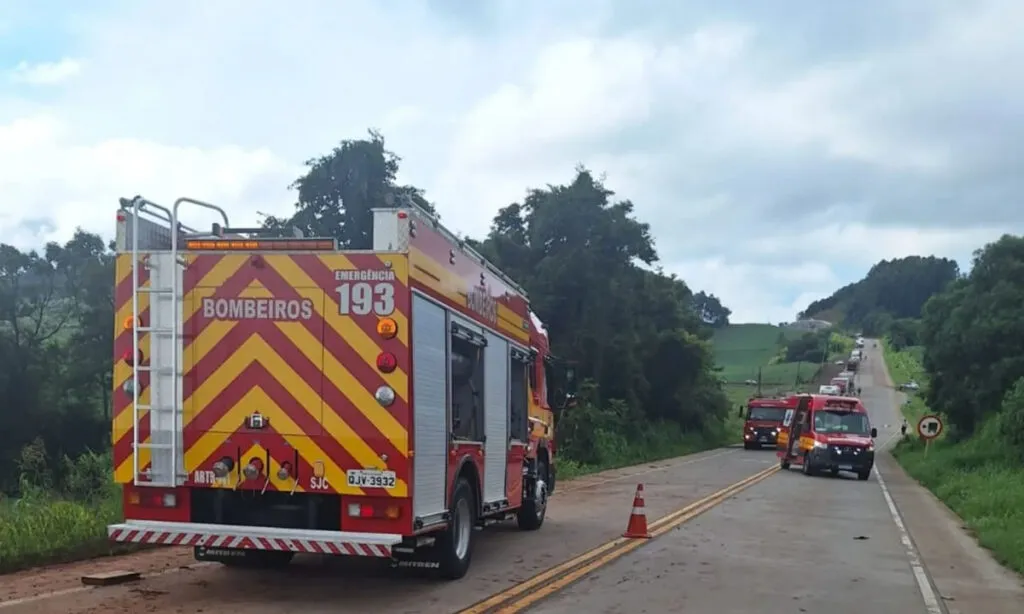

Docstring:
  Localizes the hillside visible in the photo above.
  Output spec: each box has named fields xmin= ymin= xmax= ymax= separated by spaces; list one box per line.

xmin=800 ymin=255 xmax=959 ymax=334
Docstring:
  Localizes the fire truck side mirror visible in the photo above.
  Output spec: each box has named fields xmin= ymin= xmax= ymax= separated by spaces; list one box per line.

xmin=565 ymin=367 xmax=576 ymax=384
xmin=870 ymin=427 xmax=878 ymax=439
xmin=738 ymin=405 xmax=744 ymax=417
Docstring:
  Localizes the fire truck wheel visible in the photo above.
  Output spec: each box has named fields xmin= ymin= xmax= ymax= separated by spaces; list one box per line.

xmin=857 ymin=468 xmax=872 ymax=481
xmin=517 ymin=459 xmax=549 ymax=531
xmin=801 ymin=454 xmax=816 ymax=476
xmin=780 ymin=458 xmax=791 ymax=470
xmin=437 ymin=476 xmax=476 ymax=580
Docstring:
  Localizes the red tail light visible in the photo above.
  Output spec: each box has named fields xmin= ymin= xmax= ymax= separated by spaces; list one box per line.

xmin=376 ymin=352 xmax=397 ymax=373
xmin=121 ymin=349 xmax=144 ymax=366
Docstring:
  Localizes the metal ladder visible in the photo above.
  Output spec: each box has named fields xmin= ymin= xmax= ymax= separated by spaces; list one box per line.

xmin=129 ymin=197 xmax=229 ymax=487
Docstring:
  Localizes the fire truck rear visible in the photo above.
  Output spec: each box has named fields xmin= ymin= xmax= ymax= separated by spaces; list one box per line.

xmin=106 ymin=196 xmax=570 ymax=579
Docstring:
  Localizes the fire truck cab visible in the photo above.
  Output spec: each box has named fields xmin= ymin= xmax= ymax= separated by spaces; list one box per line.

xmin=740 ymin=396 xmax=795 ymax=450
xmin=105 ymin=196 xmax=574 ymax=580
xmin=776 ymin=394 xmax=877 ymax=480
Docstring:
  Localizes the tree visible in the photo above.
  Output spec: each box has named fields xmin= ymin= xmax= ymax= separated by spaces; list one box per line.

xmin=920 ymin=235 xmax=1024 ymax=436
xmin=474 ymin=167 xmax=728 ymax=452
xmin=692 ymin=291 xmax=731 ymax=328
xmin=0 ymin=233 xmax=114 ymax=494
xmin=262 ymin=130 xmax=437 ymax=245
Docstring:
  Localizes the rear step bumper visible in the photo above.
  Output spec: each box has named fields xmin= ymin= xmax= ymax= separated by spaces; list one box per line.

xmin=108 ymin=520 xmax=403 ymax=557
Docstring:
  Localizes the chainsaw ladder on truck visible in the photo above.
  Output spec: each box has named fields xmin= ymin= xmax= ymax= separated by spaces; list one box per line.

xmin=126 ymin=197 xmax=230 ymax=487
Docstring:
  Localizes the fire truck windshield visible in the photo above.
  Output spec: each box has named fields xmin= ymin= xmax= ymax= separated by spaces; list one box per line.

xmin=747 ymin=407 xmax=786 ymax=422
xmin=814 ymin=410 xmax=871 ymax=435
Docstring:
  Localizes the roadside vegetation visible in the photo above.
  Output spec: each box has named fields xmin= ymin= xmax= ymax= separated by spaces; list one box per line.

xmin=805 ymin=237 xmax=1024 ymax=576
xmin=0 ymin=132 xmax=737 ymax=574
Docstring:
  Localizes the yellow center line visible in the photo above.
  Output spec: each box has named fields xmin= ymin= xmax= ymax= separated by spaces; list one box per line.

xmin=458 ymin=464 xmax=780 ymax=614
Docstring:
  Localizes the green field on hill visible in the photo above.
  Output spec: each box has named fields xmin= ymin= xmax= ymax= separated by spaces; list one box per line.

xmin=712 ymin=323 xmax=834 ymax=412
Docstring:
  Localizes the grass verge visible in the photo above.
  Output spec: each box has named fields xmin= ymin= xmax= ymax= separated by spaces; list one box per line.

xmin=885 ymin=344 xmax=1024 ymax=575
xmin=0 ymin=490 xmax=127 ymax=574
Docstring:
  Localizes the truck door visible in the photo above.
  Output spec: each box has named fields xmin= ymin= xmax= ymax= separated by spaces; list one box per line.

xmin=783 ymin=396 xmax=812 ymax=460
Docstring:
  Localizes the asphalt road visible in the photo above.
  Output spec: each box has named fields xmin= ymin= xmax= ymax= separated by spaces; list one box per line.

xmin=528 ymin=340 xmax=1023 ymax=614
xmin=3 ymin=341 xmax=1021 ymax=613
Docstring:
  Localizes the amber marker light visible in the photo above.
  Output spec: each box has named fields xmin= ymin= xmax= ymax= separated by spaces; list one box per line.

xmin=376 ymin=317 xmax=398 ymax=339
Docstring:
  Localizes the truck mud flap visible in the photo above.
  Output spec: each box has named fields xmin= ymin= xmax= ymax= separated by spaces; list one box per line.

xmin=390 ymin=537 xmax=441 ymax=571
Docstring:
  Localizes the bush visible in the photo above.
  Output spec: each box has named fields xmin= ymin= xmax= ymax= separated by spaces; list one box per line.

xmin=0 ymin=447 xmax=122 ymax=574
xmin=997 ymin=377 xmax=1024 ymax=460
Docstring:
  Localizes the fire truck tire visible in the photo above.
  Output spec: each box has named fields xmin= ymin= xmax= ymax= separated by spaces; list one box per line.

xmin=437 ymin=476 xmax=476 ymax=580
xmin=547 ymin=459 xmax=557 ymax=495
xmin=780 ymin=458 xmax=791 ymax=470
xmin=801 ymin=454 xmax=816 ymax=476
xmin=517 ymin=459 xmax=549 ymax=531
xmin=857 ymin=468 xmax=872 ymax=481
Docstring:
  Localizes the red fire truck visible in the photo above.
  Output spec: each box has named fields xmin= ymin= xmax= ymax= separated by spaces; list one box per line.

xmin=740 ymin=396 xmax=795 ymax=450
xmin=106 ymin=196 xmax=573 ymax=579
xmin=776 ymin=394 xmax=877 ymax=480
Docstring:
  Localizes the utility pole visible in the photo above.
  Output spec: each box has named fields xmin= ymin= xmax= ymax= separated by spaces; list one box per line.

xmin=756 ymin=366 xmax=763 ymax=397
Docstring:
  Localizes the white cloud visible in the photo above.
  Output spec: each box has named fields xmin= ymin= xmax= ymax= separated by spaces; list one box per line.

xmin=8 ymin=58 xmax=83 ymax=85
xmin=0 ymin=0 xmax=1021 ymax=323
xmin=0 ymin=113 xmax=298 ymax=249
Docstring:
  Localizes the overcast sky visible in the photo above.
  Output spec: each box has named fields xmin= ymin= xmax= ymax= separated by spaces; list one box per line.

xmin=1 ymin=0 xmax=1021 ymax=322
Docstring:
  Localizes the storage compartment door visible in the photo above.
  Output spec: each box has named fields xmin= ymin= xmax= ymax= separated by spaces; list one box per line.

xmin=412 ymin=295 xmax=448 ymax=520
xmin=483 ymin=331 xmax=509 ymax=504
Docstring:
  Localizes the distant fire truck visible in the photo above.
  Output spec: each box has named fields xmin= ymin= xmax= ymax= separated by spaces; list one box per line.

xmin=106 ymin=196 xmax=573 ymax=579
xmin=740 ymin=396 xmax=795 ymax=449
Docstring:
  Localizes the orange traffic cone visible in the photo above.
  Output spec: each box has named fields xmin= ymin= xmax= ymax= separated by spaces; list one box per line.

xmin=622 ymin=483 xmax=652 ymax=539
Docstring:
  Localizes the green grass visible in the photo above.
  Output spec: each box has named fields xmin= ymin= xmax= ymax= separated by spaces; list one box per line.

xmin=0 ymin=491 xmax=125 ymax=574
xmin=717 ymin=360 xmax=820 ymax=387
xmin=886 ymin=344 xmax=1024 ymax=575
xmin=711 ymin=324 xmax=803 ymax=372
xmin=882 ymin=340 xmax=931 ymax=426
xmin=893 ymin=420 xmax=1024 ymax=574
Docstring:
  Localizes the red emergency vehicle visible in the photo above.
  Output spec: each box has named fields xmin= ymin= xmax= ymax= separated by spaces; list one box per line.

xmin=105 ymin=196 xmax=574 ymax=579
xmin=776 ymin=394 xmax=877 ymax=480
xmin=740 ymin=396 xmax=795 ymax=450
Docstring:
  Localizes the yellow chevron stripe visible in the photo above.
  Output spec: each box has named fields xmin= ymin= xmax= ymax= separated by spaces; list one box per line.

xmin=281 ymin=320 xmax=407 ymax=448
xmin=184 ymin=333 xmax=409 ymax=495
xmin=184 ymin=389 xmax=353 ymax=495
xmin=265 ymin=256 xmax=411 ymax=385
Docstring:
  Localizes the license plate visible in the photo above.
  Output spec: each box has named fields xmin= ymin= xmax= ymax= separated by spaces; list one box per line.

xmin=759 ymin=437 xmax=769 ymax=442
xmin=346 ymin=469 xmax=397 ymax=489
xmin=838 ymin=464 xmax=853 ymax=471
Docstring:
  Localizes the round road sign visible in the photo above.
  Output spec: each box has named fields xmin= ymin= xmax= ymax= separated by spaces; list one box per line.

xmin=917 ymin=414 xmax=943 ymax=440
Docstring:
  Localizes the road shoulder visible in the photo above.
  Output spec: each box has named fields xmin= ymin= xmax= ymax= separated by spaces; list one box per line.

xmin=878 ymin=453 xmax=1024 ymax=614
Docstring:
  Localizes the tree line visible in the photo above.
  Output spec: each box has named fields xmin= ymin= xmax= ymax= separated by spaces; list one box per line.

xmin=0 ymin=130 xmax=735 ymax=495
xmin=800 ymin=255 xmax=959 ymax=336
xmin=919 ymin=235 xmax=1024 ymax=451
xmin=805 ymin=235 xmax=1024 ymax=459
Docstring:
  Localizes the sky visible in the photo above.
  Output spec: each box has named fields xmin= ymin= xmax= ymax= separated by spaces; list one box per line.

xmin=1 ymin=0 xmax=1022 ymax=323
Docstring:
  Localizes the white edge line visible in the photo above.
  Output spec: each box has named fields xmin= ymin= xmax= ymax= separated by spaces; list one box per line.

xmin=0 ymin=562 xmax=217 ymax=609
xmin=874 ymin=465 xmax=945 ymax=614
